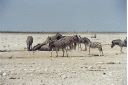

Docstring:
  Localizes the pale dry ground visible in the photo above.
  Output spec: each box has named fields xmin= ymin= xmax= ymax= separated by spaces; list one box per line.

xmin=0 ymin=33 xmax=127 ymax=85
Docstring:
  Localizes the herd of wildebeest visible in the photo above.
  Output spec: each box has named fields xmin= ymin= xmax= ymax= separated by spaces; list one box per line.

xmin=26 ymin=33 xmax=127 ymax=57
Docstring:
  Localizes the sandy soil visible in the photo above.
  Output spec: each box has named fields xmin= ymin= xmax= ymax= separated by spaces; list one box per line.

xmin=0 ymin=33 xmax=127 ymax=85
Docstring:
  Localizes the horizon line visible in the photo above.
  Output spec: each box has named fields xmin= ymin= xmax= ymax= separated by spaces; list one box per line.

xmin=0 ymin=31 xmax=126 ymax=34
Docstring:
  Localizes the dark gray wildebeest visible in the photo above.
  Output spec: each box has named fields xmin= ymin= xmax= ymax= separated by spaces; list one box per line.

xmin=77 ymin=36 xmax=91 ymax=51
xmin=32 ymin=43 xmax=52 ymax=51
xmin=88 ymin=42 xmax=103 ymax=56
xmin=111 ymin=38 xmax=127 ymax=53
xmin=32 ymin=33 xmax=63 ymax=51
xmin=34 ymin=44 xmax=52 ymax=51
xmin=124 ymin=37 xmax=127 ymax=46
xmin=26 ymin=36 xmax=33 ymax=51
xmin=43 ymin=33 xmax=63 ymax=44
xmin=49 ymin=39 xmax=68 ymax=57
xmin=32 ymin=43 xmax=45 ymax=51
xmin=39 ymin=44 xmax=52 ymax=51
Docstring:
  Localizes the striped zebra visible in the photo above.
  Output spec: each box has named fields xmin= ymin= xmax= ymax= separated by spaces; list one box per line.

xmin=77 ymin=36 xmax=91 ymax=51
xmin=77 ymin=36 xmax=103 ymax=56
xmin=88 ymin=42 xmax=104 ymax=56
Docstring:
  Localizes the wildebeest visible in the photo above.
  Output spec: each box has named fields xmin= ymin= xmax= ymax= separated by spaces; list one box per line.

xmin=77 ymin=36 xmax=91 ymax=51
xmin=111 ymin=38 xmax=127 ymax=53
xmin=32 ymin=43 xmax=52 ymax=51
xmin=38 ymin=44 xmax=52 ymax=51
xmin=32 ymin=43 xmax=44 ymax=51
xmin=32 ymin=33 xmax=63 ymax=51
xmin=88 ymin=42 xmax=103 ymax=56
xmin=26 ymin=36 xmax=33 ymax=51
xmin=49 ymin=39 xmax=68 ymax=57
xmin=124 ymin=37 xmax=127 ymax=46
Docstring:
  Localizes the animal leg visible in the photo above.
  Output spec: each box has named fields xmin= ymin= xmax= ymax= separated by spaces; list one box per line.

xmin=99 ymin=51 xmax=101 ymax=56
xmin=100 ymin=47 xmax=103 ymax=56
xmin=65 ymin=49 xmax=68 ymax=57
xmin=74 ymin=43 xmax=77 ymax=50
xmin=30 ymin=45 xmax=32 ymax=51
xmin=69 ymin=45 xmax=72 ymax=50
xmin=51 ymin=49 xmax=53 ymax=57
xmin=77 ymin=43 xmax=79 ymax=49
xmin=56 ymin=49 xmax=58 ymax=57
xmin=77 ymin=43 xmax=79 ymax=50
xmin=27 ymin=44 xmax=30 ymax=51
xmin=84 ymin=44 xmax=87 ymax=51
xmin=89 ymin=47 xmax=90 ymax=55
xmin=98 ymin=48 xmax=101 ymax=56
xmin=62 ymin=49 xmax=65 ymax=57
xmin=120 ymin=47 xmax=123 ymax=53
xmin=80 ymin=44 xmax=82 ymax=51
xmin=102 ymin=50 xmax=104 ymax=56
xmin=70 ymin=44 xmax=73 ymax=50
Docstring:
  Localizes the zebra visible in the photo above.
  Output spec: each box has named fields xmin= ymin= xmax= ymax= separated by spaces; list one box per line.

xmin=49 ymin=39 xmax=68 ymax=57
xmin=88 ymin=42 xmax=103 ymax=56
xmin=60 ymin=35 xmax=79 ymax=50
xmin=111 ymin=38 xmax=127 ymax=53
xmin=77 ymin=36 xmax=91 ymax=51
xmin=77 ymin=36 xmax=103 ymax=56
xmin=49 ymin=35 xmax=79 ymax=57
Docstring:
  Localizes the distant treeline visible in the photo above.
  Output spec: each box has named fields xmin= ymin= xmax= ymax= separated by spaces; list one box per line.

xmin=0 ymin=31 xmax=126 ymax=34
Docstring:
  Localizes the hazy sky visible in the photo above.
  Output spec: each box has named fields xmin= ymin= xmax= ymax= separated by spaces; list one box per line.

xmin=0 ymin=0 xmax=127 ymax=32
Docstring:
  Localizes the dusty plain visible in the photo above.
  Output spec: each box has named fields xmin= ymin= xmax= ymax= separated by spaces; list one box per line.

xmin=0 ymin=32 xmax=127 ymax=85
